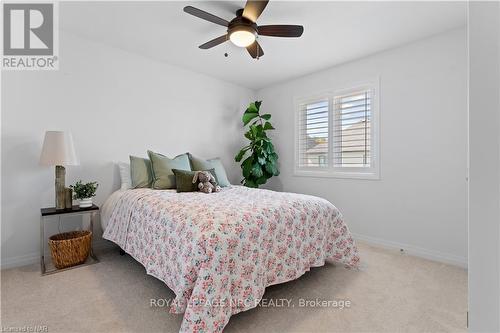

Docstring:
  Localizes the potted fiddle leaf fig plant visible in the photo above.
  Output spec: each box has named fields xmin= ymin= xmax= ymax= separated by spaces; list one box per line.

xmin=235 ymin=101 xmax=279 ymax=188
xmin=70 ymin=180 xmax=98 ymax=208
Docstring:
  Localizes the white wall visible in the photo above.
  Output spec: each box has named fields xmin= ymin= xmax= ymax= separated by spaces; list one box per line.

xmin=257 ymin=28 xmax=468 ymax=266
xmin=468 ymin=2 xmax=500 ymax=331
xmin=1 ymin=31 xmax=254 ymax=268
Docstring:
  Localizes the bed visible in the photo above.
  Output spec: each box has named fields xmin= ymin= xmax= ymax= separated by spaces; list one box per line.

xmin=102 ymin=185 xmax=359 ymax=332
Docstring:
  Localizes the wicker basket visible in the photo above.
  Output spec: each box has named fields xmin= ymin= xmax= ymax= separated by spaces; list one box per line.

xmin=48 ymin=231 xmax=92 ymax=269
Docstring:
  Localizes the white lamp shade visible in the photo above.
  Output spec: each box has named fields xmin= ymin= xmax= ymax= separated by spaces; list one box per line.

xmin=39 ymin=131 xmax=79 ymax=166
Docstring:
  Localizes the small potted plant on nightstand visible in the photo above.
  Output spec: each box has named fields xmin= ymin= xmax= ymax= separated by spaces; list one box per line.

xmin=70 ymin=180 xmax=98 ymax=208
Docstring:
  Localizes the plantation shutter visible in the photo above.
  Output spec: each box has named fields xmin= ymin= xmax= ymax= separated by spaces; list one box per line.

xmin=333 ymin=89 xmax=372 ymax=167
xmin=297 ymin=99 xmax=329 ymax=168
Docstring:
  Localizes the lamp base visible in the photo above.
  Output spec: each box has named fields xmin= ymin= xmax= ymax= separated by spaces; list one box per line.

xmin=55 ymin=165 xmax=66 ymax=210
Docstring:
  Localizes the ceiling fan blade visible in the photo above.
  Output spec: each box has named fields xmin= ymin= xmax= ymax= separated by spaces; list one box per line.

xmin=242 ymin=0 xmax=269 ymax=22
xmin=258 ymin=25 xmax=304 ymax=37
xmin=183 ymin=6 xmax=229 ymax=27
xmin=199 ymin=35 xmax=228 ymax=49
xmin=246 ymin=41 xmax=264 ymax=59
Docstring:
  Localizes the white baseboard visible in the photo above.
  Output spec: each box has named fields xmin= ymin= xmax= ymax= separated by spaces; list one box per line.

xmin=1 ymin=252 xmax=39 ymax=270
xmin=352 ymin=233 xmax=468 ymax=269
xmin=1 ymin=239 xmax=117 ymax=270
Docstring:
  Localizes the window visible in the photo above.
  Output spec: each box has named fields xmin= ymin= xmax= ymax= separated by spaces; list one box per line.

xmin=297 ymin=99 xmax=329 ymax=168
xmin=295 ymin=81 xmax=379 ymax=179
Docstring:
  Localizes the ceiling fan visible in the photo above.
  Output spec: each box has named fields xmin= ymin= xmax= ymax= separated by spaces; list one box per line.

xmin=183 ymin=0 xmax=304 ymax=59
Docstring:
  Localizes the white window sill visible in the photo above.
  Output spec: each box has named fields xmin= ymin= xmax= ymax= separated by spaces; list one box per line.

xmin=293 ymin=169 xmax=380 ymax=180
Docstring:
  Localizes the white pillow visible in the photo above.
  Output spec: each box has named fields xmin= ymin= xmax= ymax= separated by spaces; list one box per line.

xmin=118 ymin=162 xmax=132 ymax=190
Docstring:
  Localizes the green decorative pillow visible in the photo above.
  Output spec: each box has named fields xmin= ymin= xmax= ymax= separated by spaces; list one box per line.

xmin=130 ymin=156 xmax=153 ymax=188
xmin=189 ymin=154 xmax=231 ymax=187
xmin=148 ymin=151 xmax=191 ymax=189
xmin=207 ymin=158 xmax=230 ymax=187
xmin=172 ymin=168 xmax=217 ymax=193
xmin=189 ymin=154 xmax=214 ymax=171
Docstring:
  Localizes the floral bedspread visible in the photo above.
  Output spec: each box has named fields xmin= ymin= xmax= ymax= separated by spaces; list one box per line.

xmin=103 ymin=186 xmax=359 ymax=332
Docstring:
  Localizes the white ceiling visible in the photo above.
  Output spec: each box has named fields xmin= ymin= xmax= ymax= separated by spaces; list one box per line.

xmin=61 ymin=1 xmax=466 ymax=90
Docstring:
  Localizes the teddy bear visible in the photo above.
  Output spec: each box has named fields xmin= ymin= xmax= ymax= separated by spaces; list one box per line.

xmin=192 ymin=171 xmax=221 ymax=193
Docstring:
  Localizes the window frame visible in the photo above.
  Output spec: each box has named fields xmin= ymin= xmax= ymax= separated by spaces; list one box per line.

xmin=293 ymin=78 xmax=380 ymax=180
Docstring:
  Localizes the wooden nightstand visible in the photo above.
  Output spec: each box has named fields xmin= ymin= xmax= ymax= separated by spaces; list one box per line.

xmin=40 ymin=205 xmax=100 ymax=275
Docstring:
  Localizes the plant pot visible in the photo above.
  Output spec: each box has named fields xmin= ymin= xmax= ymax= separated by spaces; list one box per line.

xmin=79 ymin=198 xmax=92 ymax=208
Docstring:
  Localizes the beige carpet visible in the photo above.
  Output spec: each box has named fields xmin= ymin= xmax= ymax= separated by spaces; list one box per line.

xmin=0 ymin=242 xmax=467 ymax=332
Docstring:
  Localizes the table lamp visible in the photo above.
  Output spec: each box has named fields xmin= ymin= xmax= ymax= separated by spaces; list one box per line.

xmin=39 ymin=131 xmax=79 ymax=209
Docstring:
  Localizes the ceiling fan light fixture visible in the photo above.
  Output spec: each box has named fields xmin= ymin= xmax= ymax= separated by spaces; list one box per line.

xmin=185 ymin=1 xmax=304 ymax=59
xmin=229 ymin=27 xmax=256 ymax=47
